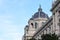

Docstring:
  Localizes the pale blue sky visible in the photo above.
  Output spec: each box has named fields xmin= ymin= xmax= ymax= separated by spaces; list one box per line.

xmin=0 ymin=0 xmax=53 ymax=40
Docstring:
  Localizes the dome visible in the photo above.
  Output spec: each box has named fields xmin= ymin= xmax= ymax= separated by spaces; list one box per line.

xmin=32 ymin=12 xmax=49 ymax=19
xmin=30 ymin=5 xmax=49 ymax=20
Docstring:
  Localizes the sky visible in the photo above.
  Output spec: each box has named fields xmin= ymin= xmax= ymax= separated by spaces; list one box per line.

xmin=0 ymin=0 xmax=53 ymax=40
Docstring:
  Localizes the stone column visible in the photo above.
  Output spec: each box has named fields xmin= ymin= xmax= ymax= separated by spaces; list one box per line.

xmin=47 ymin=27 xmax=50 ymax=34
xmin=53 ymin=13 xmax=56 ymax=34
xmin=44 ymin=30 xmax=47 ymax=34
xmin=55 ymin=12 xmax=59 ymax=35
xmin=39 ymin=35 xmax=41 ymax=40
xmin=51 ymin=25 xmax=53 ymax=34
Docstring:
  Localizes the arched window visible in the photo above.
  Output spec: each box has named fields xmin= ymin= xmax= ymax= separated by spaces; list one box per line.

xmin=58 ymin=19 xmax=60 ymax=26
xmin=59 ymin=10 xmax=60 ymax=13
xmin=31 ymin=23 xmax=34 ymax=28
xmin=31 ymin=23 xmax=33 ymax=26
xmin=26 ymin=29 xmax=28 ymax=34
xmin=57 ymin=7 xmax=60 ymax=15
xmin=35 ymin=22 xmax=38 ymax=29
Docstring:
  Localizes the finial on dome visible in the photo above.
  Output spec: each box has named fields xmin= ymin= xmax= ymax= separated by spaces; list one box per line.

xmin=39 ymin=4 xmax=41 ymax=8
xmin=38 ymin=4 xmax=42 ymax=12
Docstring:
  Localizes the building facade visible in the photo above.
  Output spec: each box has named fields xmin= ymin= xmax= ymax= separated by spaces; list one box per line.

xmin=23 ymin=0 xmax=60 ymax=40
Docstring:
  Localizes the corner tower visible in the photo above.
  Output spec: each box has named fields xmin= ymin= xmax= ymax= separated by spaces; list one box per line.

xmin=23 ymin=5 xmax=49 ymax=40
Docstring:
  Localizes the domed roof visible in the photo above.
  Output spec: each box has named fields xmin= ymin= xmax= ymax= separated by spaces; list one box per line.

xmin=32 ymin=12 xmax=48 ymax=19
xmin=30 ymin=5 xmax=49 ymax=20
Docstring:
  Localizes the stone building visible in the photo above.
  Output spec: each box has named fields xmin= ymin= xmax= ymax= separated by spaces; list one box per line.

xmin=23 ymin=0 xmax=60 ymax=40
